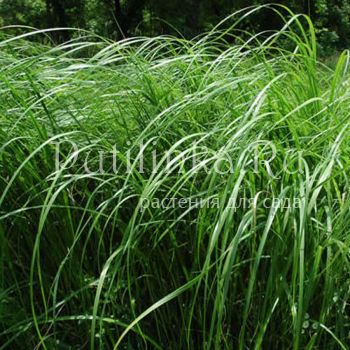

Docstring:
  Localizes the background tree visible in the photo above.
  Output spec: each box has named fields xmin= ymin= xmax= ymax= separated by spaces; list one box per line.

xmin=1 ymin=0 xmax=350 ymax=55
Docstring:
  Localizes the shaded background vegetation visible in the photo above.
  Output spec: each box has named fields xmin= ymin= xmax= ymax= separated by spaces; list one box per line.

xmin=0 ymin=0 xmax=349 ymax=55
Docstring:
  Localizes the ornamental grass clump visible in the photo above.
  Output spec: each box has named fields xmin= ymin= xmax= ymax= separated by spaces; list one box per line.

xmin=1 ymin=5 xmax=350 ymax=350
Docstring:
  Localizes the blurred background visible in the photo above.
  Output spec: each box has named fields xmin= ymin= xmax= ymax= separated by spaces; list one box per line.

xmin=0 ymin=1 xmax=348 ymax=56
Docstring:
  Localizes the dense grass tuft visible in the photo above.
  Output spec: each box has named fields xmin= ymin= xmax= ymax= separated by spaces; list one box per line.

xmin=1 ymin=6 xmax=350 ymax=350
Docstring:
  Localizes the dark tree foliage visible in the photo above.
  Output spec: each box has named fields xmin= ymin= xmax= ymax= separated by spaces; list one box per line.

xmin=0 ymin=0 xmax=349 ymax=54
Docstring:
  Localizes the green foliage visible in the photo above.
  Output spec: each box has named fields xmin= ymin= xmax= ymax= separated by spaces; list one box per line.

xmin=1 ymin=8 xmax=350 ymax=349
xmin=313 ymin=0 xmax=350 ymax=56
xmin=1 ymin=0 xmax=350 ymax=54
xmin=0 ymin=0 xmax=46 ymax=28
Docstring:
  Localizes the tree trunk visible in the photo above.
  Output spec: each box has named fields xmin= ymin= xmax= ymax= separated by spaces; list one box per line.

xmin=46 ymin=0 xmax=70 ymax=42
xmin=114 ymin=0 xmax=125 ymax=37
xmin=304 ymin=0 xmax=315 ymax=18
xmin=125 ymin=0 xmax=145 ymax=34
